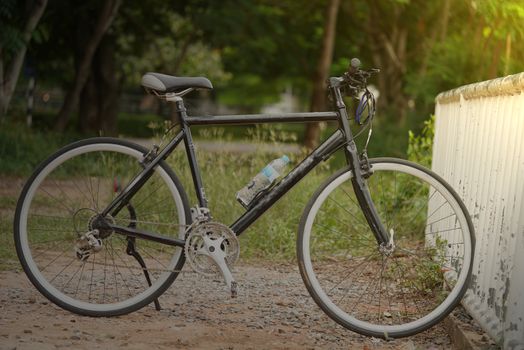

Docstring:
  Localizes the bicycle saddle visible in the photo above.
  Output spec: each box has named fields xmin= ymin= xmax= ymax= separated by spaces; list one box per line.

xmin=141 ymin=72 xmax=213 ymax=93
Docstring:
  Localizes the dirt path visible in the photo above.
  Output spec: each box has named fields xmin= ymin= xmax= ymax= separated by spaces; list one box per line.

xmin=0 ymin=262 xmax=451 ymax=350
xmin=0 ymin=176 xmax=451 ymax=349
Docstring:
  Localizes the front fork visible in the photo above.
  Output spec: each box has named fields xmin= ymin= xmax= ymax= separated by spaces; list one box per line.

xmin=329 ymin=79 xmax=390 ymax=246
xmin=345 ymin=139 xmax=390 ymax=246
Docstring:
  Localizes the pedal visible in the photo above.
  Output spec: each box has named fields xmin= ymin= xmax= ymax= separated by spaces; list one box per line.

xmin=230 ymin=281 xmax=238 ymax=298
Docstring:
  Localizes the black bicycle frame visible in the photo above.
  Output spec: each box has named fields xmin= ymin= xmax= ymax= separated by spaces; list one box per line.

xmin=103 ymin=80 xmax=390 ymax=248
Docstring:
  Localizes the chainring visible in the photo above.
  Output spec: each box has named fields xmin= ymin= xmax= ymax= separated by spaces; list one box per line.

xmin=184 ymin=221 xmax=240 ymax=276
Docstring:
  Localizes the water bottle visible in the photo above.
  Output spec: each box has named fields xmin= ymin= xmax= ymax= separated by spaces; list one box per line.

xmin=236 ymin=155 xmax=290 ymax=208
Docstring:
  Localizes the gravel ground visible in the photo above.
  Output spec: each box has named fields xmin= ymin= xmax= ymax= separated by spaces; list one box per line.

xmin=0 ymin=261 xmax=452 ymax=350
xmin=1 ymin=175 xmax=452 ymax=350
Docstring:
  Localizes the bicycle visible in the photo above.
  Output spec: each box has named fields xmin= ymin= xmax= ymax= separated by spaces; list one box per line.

xmin=14 ymin=58 xmax=475 ymax=339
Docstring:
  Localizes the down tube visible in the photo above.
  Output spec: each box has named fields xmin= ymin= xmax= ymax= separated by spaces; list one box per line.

xmin=230 ymin=129 xmax=346 ymax=235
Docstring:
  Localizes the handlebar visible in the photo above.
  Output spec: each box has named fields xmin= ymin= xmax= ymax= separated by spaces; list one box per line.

xmin=328 ymin=58 xmax=378 ymax=126
xmin=338 ymin=58 xmax=380 ymax=97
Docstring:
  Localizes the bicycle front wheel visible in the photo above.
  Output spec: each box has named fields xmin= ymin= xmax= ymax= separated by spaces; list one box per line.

xmin=14 ymin=138 xmax=191 ymax=316
xmin=297 ymin=158 xmax=474 ymax=338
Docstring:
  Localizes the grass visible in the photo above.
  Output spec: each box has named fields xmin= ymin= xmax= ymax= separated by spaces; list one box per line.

xmin=0 ymin=123 xmax=334 ymax=268
xmin=0 ymin=118 xmax=436 ymax=269
xmin=0 ymin=119 xmax=456 ymax=318
xmin=0 ymin=196 xmax=19 ymax=271
xmin=161 ymin=128 xmax=333 ymax=260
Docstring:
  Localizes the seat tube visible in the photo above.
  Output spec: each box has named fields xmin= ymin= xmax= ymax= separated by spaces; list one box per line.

xmin=175 ymin=98 xmax=208 ymax=208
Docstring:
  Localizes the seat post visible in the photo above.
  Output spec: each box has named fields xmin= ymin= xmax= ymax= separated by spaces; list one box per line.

xmin=170 ymin=95 xmax=187 ymax=123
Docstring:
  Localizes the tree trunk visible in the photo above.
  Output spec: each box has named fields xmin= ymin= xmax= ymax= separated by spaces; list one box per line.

xmin=54 ymin=0 xmax=121 ymax=131
xmin=79 ymin=75 xmax=98 ymax=133
xmin=304 ymin=0 xmax=340 ymax=149
xmin=0 ymin=0 xmax=48 ymax=120
xmin=79 ymin=35 xmax=119 ymax=136
xmin=439 ymin=0 xmax=451 ymax=41
xmin=488 ymin=39 xmax=503 ymax=79
xmin=0 ymin=46 xmax=4 ymax=119
xmin=504 ymin=33 xmax=511 ymax=76
xmin=77 ymin=15 xmax=98 ymax=133
xmin=366 ymin=0 xmax=409 ymax=122
xmin=418 ymin=0 xmax=451 ymax=79
xmin=96 ymin=36 xmax=119 ymax=136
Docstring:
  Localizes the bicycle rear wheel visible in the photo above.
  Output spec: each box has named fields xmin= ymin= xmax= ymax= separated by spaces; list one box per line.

xmin=14 ymin=138 xmax=191 ymax=316
xmin=297 ymin=158 xmax=474 ymax=338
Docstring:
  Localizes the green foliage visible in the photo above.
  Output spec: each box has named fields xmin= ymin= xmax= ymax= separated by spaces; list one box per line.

xmin=9 ymin=0 xmax=524 ymax=137
xmin=0 ymin=0 xmax=24 ymax=58
xmin=185 ymin=0 xmax=326 ymax=108
xmin=117 ymin=12 xmax=231 ymax=88
xmin=0 ymin=122 xmax=326 ymax=262
xmin=0 ymin=123 xmax=81 ymax=175
xmin=406 ymin=1 xmax=524 ymax=110
xmin=0 ymin=119 xmax=443 ymax=263
xmin=161 ymin=129 xmax=327 ymax=261
xmin=410 ymin=237 xmax=448 ymax=295
xmin=407 ymin=115 xmax=435 ymax=167
xmin=245 ymin=123 xmax=298 ymax=144
xmin=0 ymin=215 xmax=17 ymax=271
xmin=117 ymin=113 xmax=164 ymax=138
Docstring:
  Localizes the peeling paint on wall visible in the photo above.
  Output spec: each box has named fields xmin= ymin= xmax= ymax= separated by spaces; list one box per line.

xmin=433 ymin=72 xmax=524 ymax=349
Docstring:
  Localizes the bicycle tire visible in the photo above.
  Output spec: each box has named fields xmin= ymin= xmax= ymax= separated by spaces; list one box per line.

xmin=297 ymin=158 xmax=475 ymax=338
xmin=14 ymin=137 xmax=191 ymax=316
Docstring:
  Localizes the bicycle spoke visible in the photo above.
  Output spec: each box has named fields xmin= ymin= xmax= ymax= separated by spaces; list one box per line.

xmin=326 ymin=251 xmax=378 ymax=295
xmin=74 ymin=261 xmax=87 ymax=297
xmin=376 ymin=255 xmax=387 ymax=322
xmin=314 ymin=222 xmax=376 ymax=251
xmin=425 ymin=213 xmax=457 ymax=227
xmin=327 ymin=196 xmax=368 ymax=228
xmin=17 ymin=140 xmax=187 ymax=314
xmin=60 ymin=261 xmax=85 ymax=290
xmin=301 ymin=162 xmax=472 ymax=335
xmin=39 ymin=186 xmax=76 ymax=215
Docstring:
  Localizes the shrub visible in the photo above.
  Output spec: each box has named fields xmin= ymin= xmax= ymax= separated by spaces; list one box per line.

xmin=407 ymin=115 xmax=435 ymax=167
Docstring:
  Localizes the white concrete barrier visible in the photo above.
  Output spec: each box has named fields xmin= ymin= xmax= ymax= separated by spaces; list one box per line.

xmin=432 ymin=73 xmax=524 ymax=349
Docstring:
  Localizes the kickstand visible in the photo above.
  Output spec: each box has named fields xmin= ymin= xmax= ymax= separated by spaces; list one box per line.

xmin=126 ymin=237 xmax=161 ymax=311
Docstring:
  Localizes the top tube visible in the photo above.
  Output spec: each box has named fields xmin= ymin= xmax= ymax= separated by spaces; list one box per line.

xmin=185 ymin=112 xmax=339 ymax=126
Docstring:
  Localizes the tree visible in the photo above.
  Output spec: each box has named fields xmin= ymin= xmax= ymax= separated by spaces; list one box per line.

xmin=0 ymin=0 xmax=48 ymax=120
xmin=78 ymin=34 xmax=120 ymax=135
xmin=54 ymin=0 xmax=121 ymax=132
xmin=304 ymin=0 xmax=340 ymax=149
xmin=117 ymin=11 xmax=231 ymax=124
xmin=184 ymin=0 xmax=327 ymax=112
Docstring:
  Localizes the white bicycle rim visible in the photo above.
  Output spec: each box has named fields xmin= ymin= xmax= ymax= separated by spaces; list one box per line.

xmin=300 ymin=161 xmax=473 ymax=336
xmin=18 ymin=142 xmax=187 ymax=313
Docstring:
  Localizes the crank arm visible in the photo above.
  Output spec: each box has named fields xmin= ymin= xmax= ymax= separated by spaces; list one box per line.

xmin=199 ymin=235 xmax=238 ymax=297
xmin=209 ymin=252 xmax=237 ymax=298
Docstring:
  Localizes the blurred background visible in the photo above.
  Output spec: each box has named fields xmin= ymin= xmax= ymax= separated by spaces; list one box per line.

xmin=1 ymin=4 xmax=522 ymax=345
xmin=2 ymin=0 xmax=524 ymax=164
